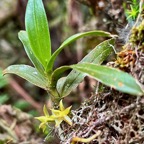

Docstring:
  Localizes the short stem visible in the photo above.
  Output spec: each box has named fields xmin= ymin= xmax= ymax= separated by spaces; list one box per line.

xmin=46 ymin=88 xmax=61 ymax=106
xmin=45 ymin=70 xmax=61 ymax=105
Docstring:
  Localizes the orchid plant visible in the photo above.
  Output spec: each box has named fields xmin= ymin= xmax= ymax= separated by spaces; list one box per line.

xmin=3 ymin=0 xmax=144 ymax=130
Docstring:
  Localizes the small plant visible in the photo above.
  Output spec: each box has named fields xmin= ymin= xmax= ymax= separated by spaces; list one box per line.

xmin=125 ymin=0 xmax=139 ymax=21
xmin=3 ymin=0 xmax=144 ymax=130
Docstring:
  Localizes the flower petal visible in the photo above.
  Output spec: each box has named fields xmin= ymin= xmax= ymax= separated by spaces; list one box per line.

xmin=35 ymin=116 xmax=47 ymax=122
xmin=39 ymin=122 xmax=46 ymax=129
xmin=62 ymin=106 xmax=72 ymax=115
xmin=43 ymin=105 xmax=49 ymax=116
xmin=51 ymin=109 xmax=61 ymax=115
xmin=59 ymin=100 xmax=65 ymax=111
xmin=64 ymin=116 xmax=73 ymax=126
xmin=55 ymin=119 xmax=63 ymax=127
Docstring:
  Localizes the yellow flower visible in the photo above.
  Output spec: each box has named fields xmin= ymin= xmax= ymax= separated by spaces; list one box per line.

xmin=35 ymin=100 xmax=72 ymax=131
xmin=51 ymin=100 xmax=72 ymax=127
xmin=35 ymin=105 xmax=55 ymax=132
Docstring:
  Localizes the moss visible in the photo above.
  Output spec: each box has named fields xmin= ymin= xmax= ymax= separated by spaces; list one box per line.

xmin=115 ymin=47 xmax=136 ymax=68
xmin=130 ymin=20 xmax=144 ymax=47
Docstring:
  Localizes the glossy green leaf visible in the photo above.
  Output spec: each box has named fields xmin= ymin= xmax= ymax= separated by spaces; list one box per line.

xmin=3 ymin=65 xmax=47 ymax=90
xmin=25 ymin=0 xmax=51 ymax=68
xmin=72 ymin=63 xmax=144 ymax=96
xmin=18 ymin=31 xmax=45 ymax=75
xmin=56 ymin=38 xmax=115 ymax=97
xmin=46 ymin=30 xmax=116 ymax=72
xmin=51 ymin=66 xmax=70 ymax=88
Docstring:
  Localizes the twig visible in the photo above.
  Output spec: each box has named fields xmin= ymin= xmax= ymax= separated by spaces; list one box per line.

xmin=71 ymin=130 xmax=101 ymax=144
xmin=0 ymin=119 xmax=18 ymax=142
xmin=8 ymin=77 xmax=41 ymax=112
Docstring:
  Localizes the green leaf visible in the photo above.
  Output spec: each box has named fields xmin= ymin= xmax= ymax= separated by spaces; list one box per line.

xmin=25 ymin=0 xmax=51 ymax=68
xmin=3 ymin=65 xmax=47 ymax=90
xmin=0 ymin=94 xmax=9 ymax=104
xmin=18 ymin=31 xmax=45 ymax=75
xmin=46 ymin=30 xmax=116 ymax=72
xmin=51 ymin=66 xmax=70 ymax=88
xmin=72 ymin=63 xmax=144 ymax=96
xmin=14 ymin=100 xmax=31 ymax=110
xmin=56 ymin=38 xmax=115 ymax=97
xmin=0 ymin=68 xmax=7 ymax=88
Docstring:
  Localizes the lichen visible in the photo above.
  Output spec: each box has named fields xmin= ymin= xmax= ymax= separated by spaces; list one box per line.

xmin=56 ymin=15 xmax=144 ymax=144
